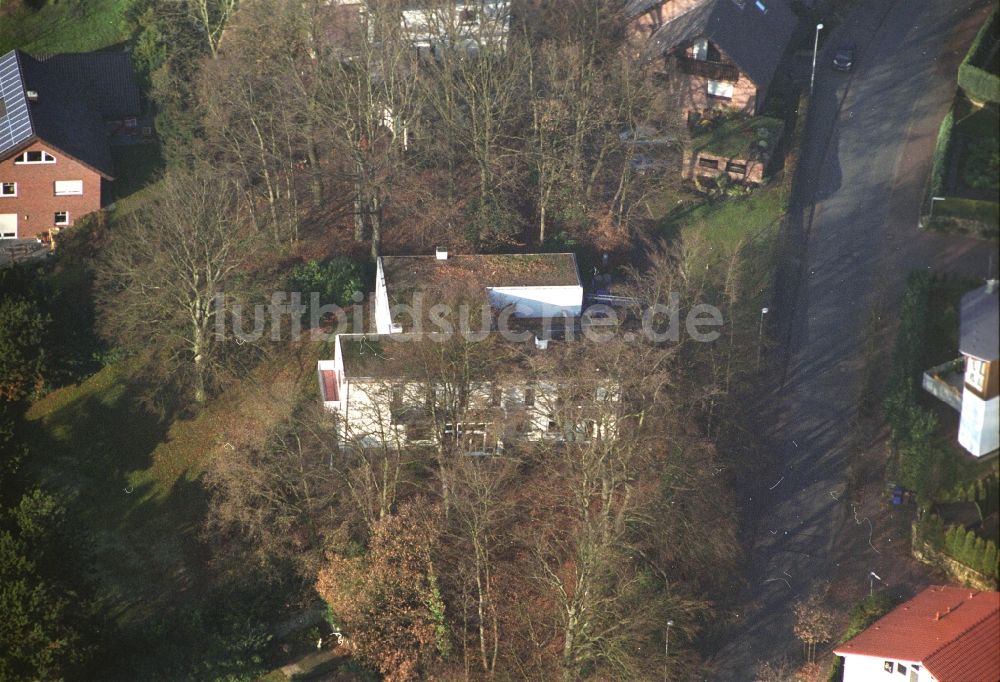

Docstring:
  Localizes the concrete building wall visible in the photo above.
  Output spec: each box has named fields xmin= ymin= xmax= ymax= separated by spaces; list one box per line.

xmin=681 ymin=147 xmax=766 ymax=184
xmin=0 ymin=140 xmax=103 ymax=240
xmin=958 ymin=392 xmax=1000 ymax=457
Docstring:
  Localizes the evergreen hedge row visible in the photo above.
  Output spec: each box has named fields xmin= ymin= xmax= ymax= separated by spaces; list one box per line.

xmin=958 ymin=9 xmax=1000 ymax=104
xmin=928 ymin=111 xmax=955 ymax=199
xmin=884 ymin=272 xmax=940 ymax=497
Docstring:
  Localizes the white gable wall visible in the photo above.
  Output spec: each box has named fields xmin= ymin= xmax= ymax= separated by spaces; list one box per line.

xmin=840 ymin=653 xmax=933 ymax=682
xmin=958 ymin=392 xmax=1000 ymax=457
xmin=374 ymin=258 xmax=395 ymax=334
xmin=486 ymin=285 xmax=583 ymax=319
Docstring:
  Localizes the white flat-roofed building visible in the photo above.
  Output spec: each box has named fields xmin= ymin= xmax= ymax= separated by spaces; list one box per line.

xmin=374 ymin=251 xmax=584 ymax=335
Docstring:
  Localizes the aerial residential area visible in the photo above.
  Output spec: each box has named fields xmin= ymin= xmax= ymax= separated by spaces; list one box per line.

xmin=0 ymin=0 xmax=997 ymax=680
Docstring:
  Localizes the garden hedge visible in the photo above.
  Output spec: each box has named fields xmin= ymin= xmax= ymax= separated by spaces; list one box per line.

xmin=958 ymin=9 xmax=1000 ymax=104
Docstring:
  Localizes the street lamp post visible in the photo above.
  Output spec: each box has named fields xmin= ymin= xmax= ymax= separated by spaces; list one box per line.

xmin=869 ymin=571 xmax=883 ymax=597
xmin=810 ymin=23 xmax=825 ymax=95
xmin=756 ymin=307 xmax=769 ymax=371
xmin=664 ymin=620 xmax=675 ymax=681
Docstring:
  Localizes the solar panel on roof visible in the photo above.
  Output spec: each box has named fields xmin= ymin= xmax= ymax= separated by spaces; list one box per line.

xmin=0 ymin=51 xmax=35 ymax=160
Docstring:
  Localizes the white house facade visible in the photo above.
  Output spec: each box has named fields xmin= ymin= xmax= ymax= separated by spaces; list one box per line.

xmin=318 ymin=333 xmax=618 ymax=452
xmin=834 ymin=586 xmax=999 ymax=682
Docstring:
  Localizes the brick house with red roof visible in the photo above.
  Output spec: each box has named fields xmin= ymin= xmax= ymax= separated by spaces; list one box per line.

xmin=833 ymin=586 xmax=1000 ymax=681
xmin=0 ymin=49 xmax=140 ymax=242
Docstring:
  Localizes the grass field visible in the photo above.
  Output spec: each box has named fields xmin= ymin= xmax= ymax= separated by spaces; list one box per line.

xmin=21 ymin=344 xmax=325 ymax=676
xmin=0 ymin=0 xmax=133 ymax=54
xmin=23 ymin=356 xmax=314 ymax=624
xmin=656 ymin=181 xmax=789 ymax=299
xmin=23 ymin=362 xmax=210 ymax=626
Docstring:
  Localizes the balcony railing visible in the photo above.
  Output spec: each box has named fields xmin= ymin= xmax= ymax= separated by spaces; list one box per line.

xmin=675 ymin=57 xmax=740 ymax=82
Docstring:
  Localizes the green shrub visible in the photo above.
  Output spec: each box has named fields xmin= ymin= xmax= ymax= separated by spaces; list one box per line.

xmin=929 ymin=111 xmax=955 ymax=199
xmin=288 ymin=258 xmax=364 ymax=309
xmin=959 ymin=63 xmax=1000 ymax=104
xmin=958 ymin=9 xmax=1000 ymax=104
xmin=961 ymin=141 xmax=999 ymax=191
xmin=828 ymin=591 xmax=901 ymax=679
xmin=983 ymin=542 xmax=999 ymax=577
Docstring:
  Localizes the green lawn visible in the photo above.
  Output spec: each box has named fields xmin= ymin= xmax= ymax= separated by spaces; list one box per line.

xmin=110 ymin=144 xmax=164 ymax=203
xmin=23 ymin=363 xmax=209 ymax=627
xmin=0 ymin=0 xmax=134 ymax=54
xmin=658 ymin=182 xmax=789 ymax=292
xmin=21 ymin=358 xmax=308 ymax=677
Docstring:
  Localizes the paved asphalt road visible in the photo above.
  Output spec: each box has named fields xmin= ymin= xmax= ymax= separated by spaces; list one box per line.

xmin=710 ymin=0 xmax=995 ymax=677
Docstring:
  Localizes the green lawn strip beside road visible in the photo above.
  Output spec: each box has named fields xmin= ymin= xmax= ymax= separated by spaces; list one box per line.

xmin=661 ymin=181 xmax=789 ymax=299
xmin=0 ymin=0 xmax=133 ymax=55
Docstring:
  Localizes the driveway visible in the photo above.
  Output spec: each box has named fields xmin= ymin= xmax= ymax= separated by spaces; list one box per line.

xmin=710 ymin=0 xmax=994 ymax=676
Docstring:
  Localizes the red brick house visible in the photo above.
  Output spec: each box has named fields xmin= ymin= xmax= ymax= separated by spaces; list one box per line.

xmin=627 ymin=0 xmax=798 ymax=121
xmin=0 ymin=49 xmax=139 ymax=242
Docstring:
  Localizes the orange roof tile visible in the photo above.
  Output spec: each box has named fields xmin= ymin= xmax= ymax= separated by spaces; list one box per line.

xmin=834 ymin=586 xmax=1000 ymax=681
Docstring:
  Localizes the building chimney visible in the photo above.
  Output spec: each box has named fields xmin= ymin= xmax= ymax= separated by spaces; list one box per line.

xmin=26 ymin=90 xmax=38 ymax=102
xmin=986 ymin=279 xmax=998 ymax=294
xmin=436 ymin=247 xmax=448 ymax=260
xmin=534 ymin=336 xmax=549 ymax=350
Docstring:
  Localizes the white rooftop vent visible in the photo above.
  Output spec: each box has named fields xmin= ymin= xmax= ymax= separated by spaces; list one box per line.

xmin=26 ymin=90 xmax=38 ymax=102
xmin=436 ymin=247 xmax=448 ymax=260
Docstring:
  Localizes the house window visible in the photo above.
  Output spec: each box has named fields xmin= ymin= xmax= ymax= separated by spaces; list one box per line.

xmin=490 ymin=384 xmax=502 ymax=407
xmin=884 ymin=662 xmax=893 ymax=672
xmin=707 ymin=80 xmax=735 ymax=99
xmin=15 ymin=150 xmax=56 ymax=164
xmin=0 ymin=213 xmax=15 ymax=239
xmin=54 ymin=211 xmax=69 ymax=226
xmin=524 ymin=387 xmax=535 ymax=407
xmin=726 ymin=161 xmax=748 ymax=174
xmin=0 ymin=182 xmax=15 ymax=197
xmin=698 ymin=157 xmax=719 ymax=170
xmin=54 ymin=180 xmax=83 ymax=196
xmin=547 ymin=416 xmax=560 ymax=432
xmin=125 ymin=117 xmax=138 ymax=128
xmin=896 ymin=664 xmax=907 ymax=675
xmin=692 ymin=38 xmax=709 ymax=61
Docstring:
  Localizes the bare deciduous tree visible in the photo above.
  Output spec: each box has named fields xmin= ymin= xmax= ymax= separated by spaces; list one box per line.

xmin=97 ymin=168 xmax=259 ymax=404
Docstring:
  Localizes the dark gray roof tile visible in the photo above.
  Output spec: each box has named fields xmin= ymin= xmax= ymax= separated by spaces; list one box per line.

xmin=960 ymin=282 xmax=999 ymax=362
xmin=647 ymin=0 xmax=798 ymax=101
xmin=0 ymin=49 xmax=114 ymax=178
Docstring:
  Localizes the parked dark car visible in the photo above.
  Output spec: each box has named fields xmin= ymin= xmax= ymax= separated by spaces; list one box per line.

xmin=832 ymin=44 xmax=856 ymax=72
